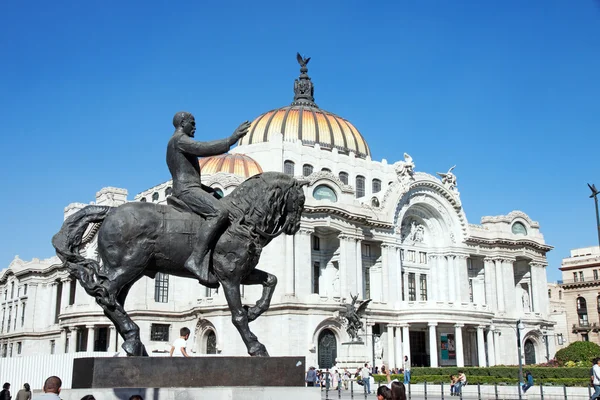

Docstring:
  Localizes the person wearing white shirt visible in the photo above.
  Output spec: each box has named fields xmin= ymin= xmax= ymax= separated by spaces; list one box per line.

xmin=170 ymin=327 xmax=191 ymax=357
xmin=592 ymin=358 xmax=600 ymax=400
xmin=32 ymin=376 xmax=61 ymax=400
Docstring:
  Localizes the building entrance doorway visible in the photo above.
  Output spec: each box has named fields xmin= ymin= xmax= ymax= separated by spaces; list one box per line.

xmin=410 ymin=331 xmax=428 ymax=367
xmin=318 ymin=329 xmax=337 ymax=369
xmin=524 ymin=339 xmax=536 ymax=365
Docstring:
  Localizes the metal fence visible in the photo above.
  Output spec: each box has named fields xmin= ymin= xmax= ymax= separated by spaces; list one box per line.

xmin=318 ymin=378 xmax=594 ymax=400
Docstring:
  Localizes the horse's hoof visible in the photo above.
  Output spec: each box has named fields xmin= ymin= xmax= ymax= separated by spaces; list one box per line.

xmin=249 ymin=343 xmax=269 ymax=357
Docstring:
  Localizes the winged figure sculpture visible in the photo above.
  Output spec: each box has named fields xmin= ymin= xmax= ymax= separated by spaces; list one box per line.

xmin=297 ymin=52 xmax=311 ymax=68
xmin=341 ymin=293 xmax=371 ymax=342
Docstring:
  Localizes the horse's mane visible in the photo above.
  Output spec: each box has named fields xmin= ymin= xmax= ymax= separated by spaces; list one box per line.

xmin=222 ymin=172 xmax=298 ymax=232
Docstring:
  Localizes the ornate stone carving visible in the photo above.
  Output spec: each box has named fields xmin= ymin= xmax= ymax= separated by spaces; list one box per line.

xmin=304 ymin=171 xmax=354 ymax=193
xmin=480 ymin=211 xmax=540 ymax=228
xmin=401 ymin=219 xmax=426 ymax=244
xmin=437 ymin=165 xmax=458 ymax=194
xmin=394 ymin=153 xmax=415 ymax=181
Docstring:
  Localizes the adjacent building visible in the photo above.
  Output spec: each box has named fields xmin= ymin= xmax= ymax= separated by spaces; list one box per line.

xmin=0 ymin=56 xmax=557 ymax=369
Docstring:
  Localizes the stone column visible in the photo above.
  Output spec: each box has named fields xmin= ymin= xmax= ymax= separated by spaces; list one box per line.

xmin=502 ymin=258 xmax=517 ymax=314
xmin=477 ymin=326 xmax=486 ymax=367
xmin=439 ymin=256 xmax=449 ymax=301
xmin=60 ymin=328 xmax=67 ymax=353
xmin=392 ymin=246 xmax=402 ymax=305
xmin=60 ymin=278 xmax=70 ymax=312
xmin=394 ymin=326 xmax=403 ymax=369
xmin=456 ymin=255 xmax=470 ymax=303
xmin=530 ymin=262 xmax=548 ymax=314
xmin=108 ymin=326 xmax=117 ymax=352
xmin=428 ymin=255 xmax=438 ymax=301
xmin=86 ymin=325 xmax=95 ymax=352
xmin=355 ymin=239 xmax=363 ymax=297
xmin=486 ymin=326 xmax=496 ymax=366
xmin=447 ymin=255 xmax=456 ymax=302
xmin=285 ymin=234 xmax=295 ymax=295
xmin=70 ymin=327 xmax=78 ymax=353
xmin=402 ymin=267 xmax=409 ymax=302
xmin=428 ymin=322 xmax=439 ymax=367
xmin=338 ymin=235 xmax=350 ymax=298
xmin=381 ymin=245 xmax=389 ymax=303
xmin=387 ymin=324 xmax=395 ymax=368
xmin=294 ymin=229 xmax=312 ymax=297
xmin=494 ymin=259 xmax=505 ymax=312
xmin=483 ymin=258 xmax=496 ymax=310
xmin=402 ymin=324 xmax=411 ymax=365
xmin=455 ymin=323 xmax=464 ymax=367
xmin=49 ymin=282 xmax=58 ymax=325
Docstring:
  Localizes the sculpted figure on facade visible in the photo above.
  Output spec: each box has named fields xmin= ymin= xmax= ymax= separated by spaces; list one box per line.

xmin=401 ymin=220 xmax=426 ymax=244
xmin=521 ymin=285 xmax=531 ymax=312
xmin=437 ymin=165 xmax=458 ymax=193
xmin=394 ymin=153 xmax=415 ymax=181
xmin=341 ymin=293 xmax=371 ymax=342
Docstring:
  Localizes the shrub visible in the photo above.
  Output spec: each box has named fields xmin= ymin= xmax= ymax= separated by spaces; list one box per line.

xmin=555 ymin=341 xmax=600 ymax=365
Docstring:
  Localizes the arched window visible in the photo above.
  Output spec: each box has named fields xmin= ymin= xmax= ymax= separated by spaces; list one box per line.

xmin=321 ymin=168 xmax=332 ymax=173
xmin=303 ymin=164 xmax=314 ymax=177
xmin=339 ymin=172 xmax=349 ymax=185
xmin=577 ymin=297 xmax=588 ymax=327
xmin=371 ymin=197 xmax=380 ymax=207
xmin=284 ymin=160 xmax=295 ymax=176
xmin=577 ymin=297 xmax=587 ymax=310
xmin=318 ymin=329 xmax=337 ymax=369
xmin=165 ymin=187 xmax=172 ymax=197
xmin=206 ymin=331 xmax=217 ymax=354
xmin=512 ymin=222 xmax=527 ymax=235
xmin=524 ymin=339 xmax=536 ymax=365
xmin=140 ymin=197 xmax=147 ymax=202
xmin=372 ymin=179 xmax=381 ymax=194
xmin=152 ymin=192 xmax=159 ymax=202
xmin=355 ymin=176 xmax=365 ymax=198
xmin=548 ymin=289 xmax=552 ymax=298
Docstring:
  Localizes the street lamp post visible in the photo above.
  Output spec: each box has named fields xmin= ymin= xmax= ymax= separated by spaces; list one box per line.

xmin=516 ymin=320 xmax=525 ymax=395
xmin=588 ymin=183 xmax=600 ymax=248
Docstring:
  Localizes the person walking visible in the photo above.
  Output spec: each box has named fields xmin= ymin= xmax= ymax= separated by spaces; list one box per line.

xmin=403 ymin=356 xmax=411 ymax=385
xmin=591 ymin=358 xmax=600 ymax=400
xmin=305 ymin=366 xmax=317 ymax=387
xmin=15 ymin=384 xmax=31 ymax=400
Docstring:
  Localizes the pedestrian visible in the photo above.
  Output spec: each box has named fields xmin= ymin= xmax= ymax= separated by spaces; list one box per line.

xmin=32 ymin=376 xmax=61 ymax=400
xmin=169 ymin=327 xmax=190 ymax=357
xmin=403 ymin=356 xmax=411 ymax=384
xmin=360 ymin=363 xmax=372 ymax=394
xmin=591 ymin=358 xmax=600 ymax=400
xmin=15 ymin=384 xmax=31 ymax=400
xmin=0 ymin=383 xmax=11 ymax=400
xmin=305 ymin=366 xmax=317 ymax=387
xmin=522 ymin=371 xmax=534 ymax=392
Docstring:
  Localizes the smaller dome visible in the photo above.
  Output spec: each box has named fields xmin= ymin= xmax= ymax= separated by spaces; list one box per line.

xmin=198 ymin=153 xmax=263 ymax=178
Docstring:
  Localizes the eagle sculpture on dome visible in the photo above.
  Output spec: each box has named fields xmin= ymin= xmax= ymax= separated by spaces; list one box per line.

xmin=297 ymin=52 xmax=311 ymax=67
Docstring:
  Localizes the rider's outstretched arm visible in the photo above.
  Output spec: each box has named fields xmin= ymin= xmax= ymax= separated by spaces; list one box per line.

xmin=178 ymin=135 xmax=234 ymax=157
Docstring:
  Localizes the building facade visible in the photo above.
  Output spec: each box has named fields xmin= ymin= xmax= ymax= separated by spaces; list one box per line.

xmin=560 ymin=246 xmax=600 ymax=344
xmin=0 ymin=57 xmax=556 ymax=369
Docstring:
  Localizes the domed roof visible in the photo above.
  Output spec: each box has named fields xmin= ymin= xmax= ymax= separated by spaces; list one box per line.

xmin=238 ymin=53 xmax=371 ymax=159
xmin=198 ymin=153 xmax=263 ymax=178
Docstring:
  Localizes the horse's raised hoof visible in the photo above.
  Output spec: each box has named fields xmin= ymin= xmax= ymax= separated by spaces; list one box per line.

xmin=122 ymin=339 xmax=148 ymax=357
xmin=248 ymin=343 xmax=269 ymax=357
xmin=244 ymin=305 xmax=261 ymax=322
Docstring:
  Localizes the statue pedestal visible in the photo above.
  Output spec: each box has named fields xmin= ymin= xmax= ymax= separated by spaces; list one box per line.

xmin=72 ymin=356 xmax=306 ymax=388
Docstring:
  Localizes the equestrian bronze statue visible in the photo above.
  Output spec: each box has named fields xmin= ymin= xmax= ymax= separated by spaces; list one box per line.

xmin=52 ymin=112 xmax=306 ymax=357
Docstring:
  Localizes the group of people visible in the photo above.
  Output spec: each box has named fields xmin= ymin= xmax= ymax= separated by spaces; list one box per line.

xmin=0 ymin=377 xmax=144 ymax=400
xmin=449 ymin=371 xmax=467 ymax=396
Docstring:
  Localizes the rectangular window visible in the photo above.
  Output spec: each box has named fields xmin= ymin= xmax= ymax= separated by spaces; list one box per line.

xmin=548 ymin=289 xmax=552 ymax=298
xmin=8 ymin=343 xmax=12 ymax=357
xmin=408 ymin=273 xmax=416 ymax=301
xmin=55 ymin=282 xmax=63 ymax=324
xmin=7 ymin=307 xmax=11 ymax=333
xmin=467 ymin=258 xmax=473 ymax=271
xmin=69 ymin=279 xmax=76 ymax=305
xmin=363 ymin=244 xmax=371 ymax=257
xmin=364 ymin=267 xmax=371 ymax=299
xmin=595 ymin=270 xmax=599 ymax=280
xmin=372 ymin=179 xmax=381 ymax=194
xmin=11 ymin=282 xmax=15 ymax=298
xmin=574 ymin=272 xmax=578 ymax=282
xmin=14 ymin=305 xmax=17 ymax=330
xmin=355 ymin=176 xmax=365 ymax=198
xmin=17 ymin=286 xmax=20 ymax=297
xmin=21 ymin=303 xmax=25 ymax=327
xmin=580 ymin=271 xmax=585 ymax=282
xmin=419 ymin=274 xmax=427 ymax=301
xmin=1 ymin=308 xmax=4 ymax=333
xmin=17 ymin=342 xmax=22 ymax=355
xmin=154 ymin=273 xmax=169 ymax=303
xmin=1 ymin=344 xmax=6 ymax=358
xmin=23 ymin=284 xmax=27 ymax=296
xmin=400 ymin=249 xmax=404 ymax=261
xmin=557 ymin=333 xmax=564 ymax=345
xmin=283 ymin=160 xmax=295 ymax=176
xmin=50 ymin=340 xmax=55 ymax=355
xmin=401 ymin=272 xmax=405 ymax=301
xmin=419 ymin=252 xmax=427 ymax=264
xmin=150 ymin=324 xmax=170 ymax=342
xmin=408 ymin=250 xmax=415 ymax=262
xmin=312 ymin=235 xmax=320 ymax=251
xmin=559 ymin=290 xmax=562 ymax=300
xmin=302 ymin=164 xmax=314 ymax=177
xmin=582 ymin=333 xmax=589 ymax=342
xmin=469 ymin=279 xmax=474 ymax=302
xmin=312 ymin=262 xmax=320 ymax=294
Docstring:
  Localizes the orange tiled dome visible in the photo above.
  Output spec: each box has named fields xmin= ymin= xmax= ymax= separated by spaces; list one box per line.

xmin=237 ymin=53 xmax=371 ymax=159
xmin=198 ymin=153 xmax=263 ymax=178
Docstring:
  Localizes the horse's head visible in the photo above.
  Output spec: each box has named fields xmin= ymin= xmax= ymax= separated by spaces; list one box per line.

xmin=224 ymin=172 xmax=305 ymax=242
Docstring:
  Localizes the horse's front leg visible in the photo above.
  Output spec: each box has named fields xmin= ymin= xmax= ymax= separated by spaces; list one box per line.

xmin=242 ymin=269 xmax=277 ymax=322
xmin=220 ymin=280 xmax=269 ymax=357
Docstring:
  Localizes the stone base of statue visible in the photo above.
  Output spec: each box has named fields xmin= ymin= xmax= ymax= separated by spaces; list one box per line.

xmin=72 ymin=356 xmax=306 ymax=388
xmin=66 ymin=356 xmax=318 ymax=400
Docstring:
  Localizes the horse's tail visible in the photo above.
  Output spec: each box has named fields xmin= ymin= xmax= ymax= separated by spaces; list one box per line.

xmin=51 ymin=205 xmax=115 ymax=307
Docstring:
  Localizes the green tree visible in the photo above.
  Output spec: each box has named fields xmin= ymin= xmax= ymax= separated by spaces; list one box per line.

xmin=555 ymin=341 xmax=600 ymax=365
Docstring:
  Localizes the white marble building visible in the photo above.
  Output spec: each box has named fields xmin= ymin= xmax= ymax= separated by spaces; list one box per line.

xmin=0 ymin=57 xmax=555 ymax=369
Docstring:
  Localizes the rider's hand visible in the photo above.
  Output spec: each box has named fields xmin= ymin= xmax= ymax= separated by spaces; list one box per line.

xmin=231 ymin=121 xmax=250 ymax=143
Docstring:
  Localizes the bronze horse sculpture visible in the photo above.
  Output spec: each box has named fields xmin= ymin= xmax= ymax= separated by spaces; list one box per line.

xmin=52 ymin=172 xmax=305 ymax=357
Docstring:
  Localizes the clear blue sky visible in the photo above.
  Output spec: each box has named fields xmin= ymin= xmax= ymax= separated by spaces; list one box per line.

xmin=0 ymin=1 xmax=598 ymax=282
